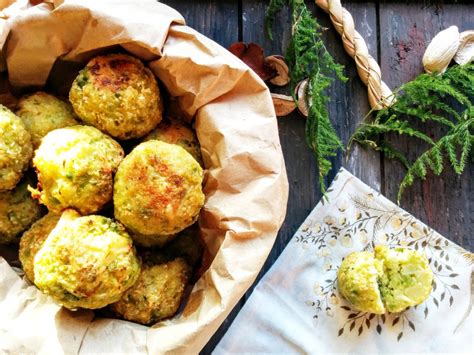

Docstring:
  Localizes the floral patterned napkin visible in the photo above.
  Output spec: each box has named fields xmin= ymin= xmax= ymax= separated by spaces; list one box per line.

xmin=215 ymin=168 xmax=473 ymax=353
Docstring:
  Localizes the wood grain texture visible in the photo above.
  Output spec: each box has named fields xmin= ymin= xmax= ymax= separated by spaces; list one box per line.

xmin=378 ymin=2 xmax=474 ymax=251
xmin=161 ymin=0 xmax=239 ymax=49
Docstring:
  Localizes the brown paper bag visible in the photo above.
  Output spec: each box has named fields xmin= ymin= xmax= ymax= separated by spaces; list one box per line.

xmin=0 ymin=0 xmax=289 ymax=353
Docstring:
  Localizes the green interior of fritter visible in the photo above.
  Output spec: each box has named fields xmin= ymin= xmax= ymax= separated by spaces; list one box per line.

xmin=375 ymin=246 xmax=433 ymax=313
xmin=338 ymin=246 xmax=433 ymax=314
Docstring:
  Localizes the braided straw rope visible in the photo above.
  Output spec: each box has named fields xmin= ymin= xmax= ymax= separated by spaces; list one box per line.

xmin=315 ymin=0 xmax=393 ymax=109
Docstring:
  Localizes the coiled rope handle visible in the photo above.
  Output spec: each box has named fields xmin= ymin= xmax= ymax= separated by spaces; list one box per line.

xmin=315 ymin=0 xmax=394 ymax=109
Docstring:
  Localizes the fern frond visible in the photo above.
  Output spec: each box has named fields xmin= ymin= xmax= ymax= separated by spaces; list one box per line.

xmin=351 ymin=138 xmax=410 ymax=169
xmin=350 ymin=63 xmax=474 ymax=202
xmin=266 ymin=0 xmax=347 ymax=194
xmin=353 ymin=121 xmax=435 ymax=145
xmin=392 ymin=106 xmax=456 ymax=128
xmin=398 ymin=116 xmax=473 ymax=202
xmin=306 ymin=73 xmax=344 ymax=191
xmin=382 ymin=65 xmax=473 ymax=126
xmin=444 ymin=115 xmax=472 ymax=173
xmin=265 ymin=0 xmax=286 ymax=40
xmin=400 ymin=68 xmax=472 ymax=110
xmin=444 ymin=63 xmax=474 ymax=98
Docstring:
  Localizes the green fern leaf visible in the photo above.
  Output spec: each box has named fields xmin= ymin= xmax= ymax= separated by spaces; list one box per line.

xmin=266 ymin=0 xmax=347 ymax=194
xmin=350 ymin=138 xmax=410 ymax=169
xmin=350 ymin=63 xmax=473 ymax=202
xmin=398 ymin=116 xmax=473 ymax=202
xmin=265 ymin=0 xmax=286 ymax=40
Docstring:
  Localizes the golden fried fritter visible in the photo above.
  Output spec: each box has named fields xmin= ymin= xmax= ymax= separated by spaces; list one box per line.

xmin=16 ymin=92 xmax=78 ymax=149
xmin=338 ymin=247 xmax=433 ymax=314
xmin=34 ymin=210 xmax=141 ymax=309
xmin=110 ymin=258 xmax=190 ymax=325
xmin=19 ymin=213 xmax=60 ymax=282
xmin=0 ymin=176 xmax=43 ymax=244
xmin=0 ymin=105 xmax=33 ymax=191
xmin=31 ymin=125 xmax=124 ymax=214
xmin=375 ymin=246 xmax=433 ymax=313
xmin=144 ymin=118 xmax=203 ymax=166
xmin=69 ymin=54 xmax=163 ymax=140
xmin=114 ymin=141 xmax=204 ymax=246
xmin=337 ymin=251 xmax=385 ymax=314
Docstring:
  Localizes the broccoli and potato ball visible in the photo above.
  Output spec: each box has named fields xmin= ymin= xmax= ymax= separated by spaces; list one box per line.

xmin=69 ymin=54 xmax=163 ymax=140
xmin=337 ymin=251 xmax=385 ymax=314
xmin=34 ymin=210 xmax=141 ymax=310
xmin=31 ymin=125 xmax=124 ymax=214
xmin=0 ymin=105 xmax=33 ymax=191
xmin=19 ymin=213 xmax=60 ymax=282
xmin=0 ymin=177 xmax=43 ymax=245
xmin=110 ymin=258 xmax=190 ymax=325
xmin=114 ymin=141 xmax=205 ymax=246
xmin=375 ymin=246 xmax=433 ymax=313
xmin=338 ymin=246 xmax=433 ymax=314
xmin=16 ymin=92 xmax=78 ymax=149
xmin=144 ymin=119 xmax=203 ymax=166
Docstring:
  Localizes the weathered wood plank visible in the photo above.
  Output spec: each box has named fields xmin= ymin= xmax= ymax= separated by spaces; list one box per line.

xmin=161 ymin=0 xmax=240 ymax=49
xmin=379 ymin=2 xmax=473 ymax=250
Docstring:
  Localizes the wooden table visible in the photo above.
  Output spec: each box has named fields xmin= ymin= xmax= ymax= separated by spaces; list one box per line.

xmin=160 ymin=0 xmax=473 ymax=352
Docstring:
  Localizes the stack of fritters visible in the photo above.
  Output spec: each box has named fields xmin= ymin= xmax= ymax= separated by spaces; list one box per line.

xmin=1 ymin=53 xmax=205 ymax=325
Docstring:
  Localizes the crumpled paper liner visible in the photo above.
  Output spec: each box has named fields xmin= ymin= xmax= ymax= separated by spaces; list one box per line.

xmin=0 ymin=259 xmax=94 ymax=354
xmin=0 ymin=0 xmax=289 ymax=353
xmin=215 ymin=168 xmax=473 ymax=354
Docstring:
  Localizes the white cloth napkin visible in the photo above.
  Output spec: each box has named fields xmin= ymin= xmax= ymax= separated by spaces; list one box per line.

xmin=215 ymin=168 xmax=473 ymax=354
